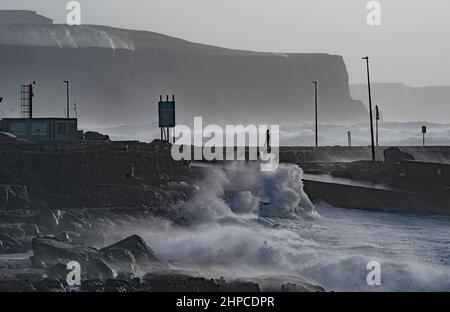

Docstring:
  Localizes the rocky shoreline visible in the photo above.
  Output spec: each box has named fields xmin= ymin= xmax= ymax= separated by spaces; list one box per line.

xmin=0 ymin=214 xmax=323 ymax=292
xmin=0 ymin=140 xmax=323 ymax=292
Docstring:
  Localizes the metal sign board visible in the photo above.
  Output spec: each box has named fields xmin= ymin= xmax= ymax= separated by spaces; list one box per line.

xmin=422 ymin=126 xmax=427 ymax=134
xmin=158 ymin=100 xmax=175 ymax=127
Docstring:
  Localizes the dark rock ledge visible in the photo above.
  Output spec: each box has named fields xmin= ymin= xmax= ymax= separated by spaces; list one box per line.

xmin=0 ymin=234 xmax=324 ymax=292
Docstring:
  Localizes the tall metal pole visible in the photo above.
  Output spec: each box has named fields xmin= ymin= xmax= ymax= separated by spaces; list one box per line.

xmin=376 ymin=119 xmax=379 ymax=147
xmin=375 ymin=105 xmax=380 ymax=147
xmin=29 ymin=82 xmax=33 ymax=119
xmin=422 ymin=126 xmax=426 ymax=147
xmin=313 ymin=81 xmax=318 ymax=147
xmin=63 ymin=80 xmax=70 ymax=119
xmin=362 ymin=57 xmax=376 ymax=161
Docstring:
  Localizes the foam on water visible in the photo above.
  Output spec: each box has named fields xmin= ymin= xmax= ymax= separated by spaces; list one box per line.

xmin=174 ymin=163 xmax=317 ymax=222
xmin=135 ymin=163 xmax=450 ymax=291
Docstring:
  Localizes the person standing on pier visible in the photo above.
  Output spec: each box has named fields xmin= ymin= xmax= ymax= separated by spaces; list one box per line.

xmin=266 ymin=129 xmax=271 ymax=153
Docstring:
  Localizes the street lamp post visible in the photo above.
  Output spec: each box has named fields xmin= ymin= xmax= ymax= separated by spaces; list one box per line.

xmin=362 ymin=57 xmax=376 ymax=162
xmin=313 ymin=81 xmax=318 ymax=147
xmin=63 ymin=80 xmax=70 ymax=119
xmin=375 ymin=105 xmax=380 ymax=147
xmin=422 ymin=126 xmax=427 ymax=147
xmin=73 ymin=102 xmax=78 ymax=119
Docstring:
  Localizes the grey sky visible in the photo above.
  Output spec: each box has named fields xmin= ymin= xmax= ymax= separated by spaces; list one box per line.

xmin=2 ymin=0 xmax=449 ymax=86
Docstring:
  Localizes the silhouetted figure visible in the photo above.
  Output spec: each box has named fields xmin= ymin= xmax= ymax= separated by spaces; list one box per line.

xmin=266 ymin=129 xmax=271 ymax=153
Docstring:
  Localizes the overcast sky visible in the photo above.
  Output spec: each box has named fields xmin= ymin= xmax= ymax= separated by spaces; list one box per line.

xmin=2 ymin=0 xmax=450 ymax=86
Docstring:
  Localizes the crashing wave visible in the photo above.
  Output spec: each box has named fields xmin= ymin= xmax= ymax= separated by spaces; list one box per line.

xmin=174 ymin=163 xmax=318 ymax=222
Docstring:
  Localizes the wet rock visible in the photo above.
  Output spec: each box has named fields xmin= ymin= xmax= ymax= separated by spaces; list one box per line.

xmin=54 ymin=231 xmax=73 ymax=243
xmin=218 ymin=280 xmax=261 ymax=292
xmin=0 ymin=209 xmax=37 ymax=224
xmin=31 ymin=236 xmax=104 ymax=268
xmin=45 ymin=252 xmax=118 ymax=282
xmin=20 ymin=223 xmax=40 ymax=236
xmin=384 ymin=147 xmax=415 ymax=167
xmin=281 ymin=282 xmax=314 ymax=292
xmin=35 ymin=210 xmax=60 ymax=230
xmin=47 ymin=263 xmax=67 ymax=279
xmin=11 ymin=268 xmax=46 ymax=282
xmin=0 ymin=224 xmax=25 ymax=239
xmin=257 ymin=276 xmax=325 ymax=292
xmin=75 ymin=230 xmax=105 ymax=248
xmin=129 ymin=277 xmax=141 ymax=288
xmin=0 ymin=272 xmax=15 ymax=280
xmin=58 ymin=213 xmax=92 ymax=230
xmin=59 ymin=221 xmax=83 ymax=232
xmin=102 ymin=248 xmax=136 ymax=268
xmin=0 ymin=185 xmax=29 ymax=210
xmin=32 ymin=236 xmax=137 ymax=281
xmin=80 ymin=279 xmax=105 ymax=292
xmin=117 ymin=272 xmax=135 ymax=281
xmin=101 ymin=235 xmax=160 ymax=267
xmin=0 ymin=233 xmax=20 ymax=244
xmin=143 ymin=272 xmax=220 ymax=292
xmin=0 ymin=233 xmax=26 ymax=254
xmin=0 ymin=279 xmax=36 ymax=292
xmin=0 ymin=257 xmax=46 ymax=283
xmin=85 ymin=259 xmax=118 ymax=280
xmin=104 ymin=279 xmax=138 ymax=292
xmin=32 ymin=278 xmax=66 ymax=292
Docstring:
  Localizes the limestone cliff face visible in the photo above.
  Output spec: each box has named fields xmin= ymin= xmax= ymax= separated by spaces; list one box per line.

xmin=0 ymin=24 xmax=366 ymax=126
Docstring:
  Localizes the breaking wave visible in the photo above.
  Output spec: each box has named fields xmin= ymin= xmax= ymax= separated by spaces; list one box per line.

xmin=175 ymin=163 xmax=317 ymax=222
xmin=126 ymin=163 xmax=450 ymax=291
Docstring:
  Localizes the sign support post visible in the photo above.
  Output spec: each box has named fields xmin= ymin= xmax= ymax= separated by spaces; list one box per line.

xmin=158 ymin=94 xmax=176 ymax=143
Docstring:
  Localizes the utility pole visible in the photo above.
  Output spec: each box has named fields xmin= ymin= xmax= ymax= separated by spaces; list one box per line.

xmin=313 ymin=81 xmax=318 ymax=147
xmin=422 ymin=126 xmax=427 ymax=147
xmin=63 ymin=80 xmax=70 ymax=119
xmin=362 ymin=57 xmax=376 ymax=162
xmin=375 ymin=105 xmax=380 ymax=147
xmin=73 ymin=102 xmax=78 ymax=119
xmin=30 ymin=81 xmax=36 ymax=119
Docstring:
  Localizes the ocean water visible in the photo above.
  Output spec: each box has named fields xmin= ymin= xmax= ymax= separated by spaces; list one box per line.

xmin=87 ymin=121 xmax=450 ymax=147
xmin=1 ymin=164 xmax=445 ymax=291
xmin=263 ymin=202 xmax=450 ymax=291
xmin=136 ymin=163 xmax=450 ymax=292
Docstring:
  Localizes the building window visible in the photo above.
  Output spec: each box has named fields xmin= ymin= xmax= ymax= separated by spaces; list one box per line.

xmin=57 ymin=123 xmax=66 ymax=135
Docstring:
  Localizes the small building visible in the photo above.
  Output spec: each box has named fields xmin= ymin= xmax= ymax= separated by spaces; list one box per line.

xmin=0 ymin=118 xmax=78 ymax=144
